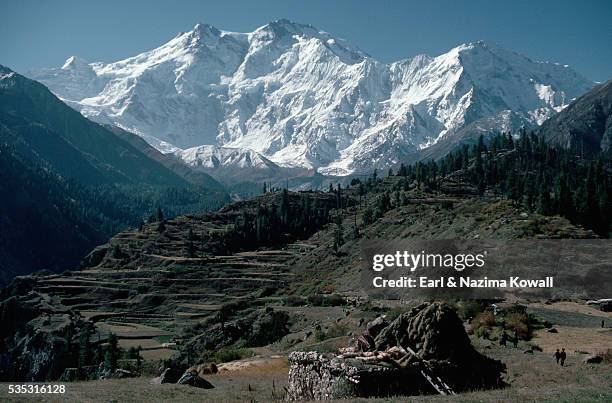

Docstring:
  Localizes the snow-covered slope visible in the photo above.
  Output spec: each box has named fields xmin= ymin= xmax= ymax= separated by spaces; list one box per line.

xmin=177 ymin=145 xmax=278 ymax=170
xmin=30 ymin=20 xmax=594 ymax=175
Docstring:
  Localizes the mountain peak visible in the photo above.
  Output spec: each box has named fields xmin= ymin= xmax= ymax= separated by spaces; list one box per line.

xmin=192 ymin=22 xmax=221 ymax=37
xmin=0 ymin=65 xmax=16 ymax=81
xmin=61 ymin=56 xmax=89 ymax=70
xmin=256 ymin=18 xmax=320 ymax=39
xmin=0 ymin=64 xmax=14 ymax=75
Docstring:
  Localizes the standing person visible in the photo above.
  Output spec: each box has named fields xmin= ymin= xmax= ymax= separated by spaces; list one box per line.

xmin=560 ymin=348 xmax=567 ymax=366
xmin=554 ymin=349 xmax=561 ymax=364
xmin=513 ymin=329 xmax=519 ymax=347
xmin=500 ymin=331 xmax=508 ymax=347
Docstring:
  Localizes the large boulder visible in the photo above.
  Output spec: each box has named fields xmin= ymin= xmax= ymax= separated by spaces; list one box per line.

xmin=150 ymin=368 xmax=184 ymax=384
xmin=177 ymin=370 xmax=214 ymax=389
xmin=582 ymin=355 xmax=603 ymax=364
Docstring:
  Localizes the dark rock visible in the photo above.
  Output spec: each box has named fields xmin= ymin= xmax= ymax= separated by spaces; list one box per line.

xmin=80 ymin=245 xmax=109 ymax=268
xmin=357 ymin=334 xmax=376 ymax=352
xmin=110 ymin=369 xmax=136 ymax=379
xmin=582 ymin=355 xmax=603 ymax=364
xmin=151 ymin=368 xmax=183 ymax=384
xmin=547 ymin=328 xmax=558 ymax=333
xmin=366 ymin=316 xmax=388 ymax=337
xmin=186 ymin=363 xmax=218 ymax=377
xmin=177 ymin=371 xmax=214 ymax=388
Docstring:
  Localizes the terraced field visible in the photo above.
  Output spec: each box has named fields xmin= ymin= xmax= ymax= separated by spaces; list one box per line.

xmin=29 ymin=237 xmax=315 ymax=359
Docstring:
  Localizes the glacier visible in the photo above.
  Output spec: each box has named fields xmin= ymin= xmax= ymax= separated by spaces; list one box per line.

xmin=29 ymin=19 xmax=594 ymax=175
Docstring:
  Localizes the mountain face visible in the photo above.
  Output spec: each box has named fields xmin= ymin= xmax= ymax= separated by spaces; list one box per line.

xmin=0 ymin=141 xmax=106 ymax=285
xmin=0 ymin=65 xmax=216 ymax=187
xmin=0 ymin=66 xmax=228 ymax=283
xmin=30 ymin=20 xmax=594 ymax=175
xmin=539 ymin=80 xmax=612 ymax=153
xmin=103 ymin=124 xmax=225 ymax=190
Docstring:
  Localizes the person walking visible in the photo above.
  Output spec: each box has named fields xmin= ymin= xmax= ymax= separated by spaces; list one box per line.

xmin=554 ymin=349 xmax=561 ymax=364
xmin=512 ymin=329 xmax=519 ymax=348
xmin=560 ymin=348 xmax=567 ymax=366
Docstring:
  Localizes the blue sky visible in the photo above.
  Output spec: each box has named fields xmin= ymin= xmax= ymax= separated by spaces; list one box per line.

xmin=1 ymin=0 xmax=611 ymax=81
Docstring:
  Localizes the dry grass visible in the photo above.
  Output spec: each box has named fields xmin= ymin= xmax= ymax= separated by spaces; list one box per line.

xmin=1 ymin=346 xmax=610 ymax=402
xmin=119 ymin=338 xmax=163 ymax=350
xmin=532 ymin=326 xmax=612 ymax=354
xmin=96 ymin=322 xmax=172 ymax=338
xmin=217 ymin=355 xmax=289 ymax=377
xmin=138 ymin=348 xmax=176 ymax=361
xmin=529 ymin=301 xmax=612 ymax=320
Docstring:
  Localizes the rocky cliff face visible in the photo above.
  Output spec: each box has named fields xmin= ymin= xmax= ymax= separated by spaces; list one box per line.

xmin=539 ymin=80 xmax=612 ymax=153
xmin=0 ymin=278 xmax=84 ymax=382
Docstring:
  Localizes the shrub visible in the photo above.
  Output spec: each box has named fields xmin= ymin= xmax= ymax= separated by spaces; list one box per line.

xmin=283 ymin=295 xmax=306 ymax=307
xmin=315 ymin=323 xmax=348 ymax=342
xmin=469 ymin=311 xmax=496 ymax=337
xmin=457 ymin=300 xmax=484 ymax=321
xmin=307 ymin=294 xmax=345 ymax=307
xmin=506 ymin=312 xmax=530 ymax=340
xmin=214 ymin=347 xmax=254 ymax=363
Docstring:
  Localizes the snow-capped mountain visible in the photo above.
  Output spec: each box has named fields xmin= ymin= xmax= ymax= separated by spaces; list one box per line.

xmin=174 ymin=145 xmax=284 ymax=183
xmin=30 ymin=20 xmax=594 ymax=175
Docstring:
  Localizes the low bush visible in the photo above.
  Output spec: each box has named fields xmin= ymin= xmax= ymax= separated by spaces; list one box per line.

xmin=307 ymin=294 xmax=346 ymax=307
xmin=457 ymin=300 xmax=484 ymax=321
xmin=214 ymin=347 xmax=254 ymax=363
xmin=505 ymin=312 xmax=530 ymax=340
xmin=283 ymin=295 xmax=306 ymax=306
xmin=469 ymin=311 xmax=496 ymax=338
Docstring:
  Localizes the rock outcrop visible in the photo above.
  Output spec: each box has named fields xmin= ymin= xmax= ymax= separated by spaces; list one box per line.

xmin=177 ymin=370 xmax=215 ymax=389
xmin=150 ymin=368 xmax=184 ymax=384
xmin=0 ymin=290 xmax=82 ymax=382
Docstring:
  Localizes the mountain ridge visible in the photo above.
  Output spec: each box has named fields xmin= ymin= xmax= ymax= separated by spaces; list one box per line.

xmin=539 ymin=79 xmax=612 ymax=153
xmin=29 ymin=20 xmax=594 ymax=175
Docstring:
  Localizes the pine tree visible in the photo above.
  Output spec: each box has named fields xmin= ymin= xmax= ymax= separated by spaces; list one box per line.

xmin=104 ymin=333 xmax=119 ymax=372
xmin=537 ymin=187 xmax=552 ymax=216
xmin=362 ymin=207 xmax=374 ymax=225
